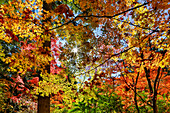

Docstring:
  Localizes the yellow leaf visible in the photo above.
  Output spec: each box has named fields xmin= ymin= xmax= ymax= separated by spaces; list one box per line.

xmin=46 ymin=0 xmax=53 ymax=4
xmin=40 ymin=93 xmax=44 ymax=97
xmin=0 ymin=52 xmax=5 ymax=57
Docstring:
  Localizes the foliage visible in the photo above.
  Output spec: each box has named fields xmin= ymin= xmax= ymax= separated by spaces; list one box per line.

xmin=0 ymin=0 xmax=169 ymax=112
xmin=68 ymin=83 xmax=123 ymax=113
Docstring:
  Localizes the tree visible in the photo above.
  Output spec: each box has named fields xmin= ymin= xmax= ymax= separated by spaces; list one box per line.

xmin=0 ymin=0 xmax=75 ymax=112
xmin=0 ymin=0 xmax=169 ymax=112
xmin=58 ymin=0 xmax=169 ymax=112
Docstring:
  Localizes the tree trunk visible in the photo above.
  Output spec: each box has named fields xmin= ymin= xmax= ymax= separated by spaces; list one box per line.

xmin=38 ymin=1 xmax=51 ymax=113
xmin=153 ymin=67 xmax=161 ymax=113
xmin=38 ymin=96 xmax=50 ymax=113
xmin=153 ymin=100 xmax=158 ymax=113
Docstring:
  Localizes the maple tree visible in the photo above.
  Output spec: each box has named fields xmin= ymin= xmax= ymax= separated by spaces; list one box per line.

xmin=58 ymin=0 xmax=170 ymax=113
xmin=0 ymin=0 xmax=169 ymax=113
xmin=0 ymin=0 xmax=76 ymax=112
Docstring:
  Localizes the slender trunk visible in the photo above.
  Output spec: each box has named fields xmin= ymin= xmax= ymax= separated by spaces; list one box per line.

xmin=153 ymin=98 xmax=158 ymax=113
xmin=38 ymin=1 xmax=51 ymax=113
xmin=134 ymin=72 xmax=140 ymax=113
xmin=144 ymin=67 xmax=153 ymax=94
xmin=153 ymin=67 xmax=160 ymax=113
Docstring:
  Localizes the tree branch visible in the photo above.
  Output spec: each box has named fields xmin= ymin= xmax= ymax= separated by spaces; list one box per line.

xmin=77 ymin=46 xmax=134 ymax=75
xmin=114 ymin=60 xmax=153 ymax=107
xmin=77 ymin=29 xmax=157 ymax=76
xmin=144 ymin=67 xmax=153 ymax=94
xmin=3 ymin=2 xmax=154 ymax=33
xmin=112 ymin=18 xmax=160 ymax=32
xmin=49 ymin=2 xmax=150 ymax=31
xmin=49 ymin=17 xmax=78 ymax=30
xmin=77 ymin=2 xmax=149 ymax=18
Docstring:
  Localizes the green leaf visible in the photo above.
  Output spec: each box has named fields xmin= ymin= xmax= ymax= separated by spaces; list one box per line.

xmin=0 ymin=0 xmax=6 ymax=5
xmin=68 ymin=107 xmax=80 ymax=113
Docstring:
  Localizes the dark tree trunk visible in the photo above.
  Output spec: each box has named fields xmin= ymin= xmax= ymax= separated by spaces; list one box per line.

xmin=38 ymin=96 xmax=50 ymax=113
xmin=38 ymin=1 xmax=51 ymax=113
xmin=153 ymin=67 xmax=160 ymax=113
xmin=134 ymin=72 xmax=140 ymax=113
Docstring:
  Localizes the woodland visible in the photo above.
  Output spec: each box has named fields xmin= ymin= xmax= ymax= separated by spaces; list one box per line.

xmin=0 ymin=0 xmax=169 ymax=113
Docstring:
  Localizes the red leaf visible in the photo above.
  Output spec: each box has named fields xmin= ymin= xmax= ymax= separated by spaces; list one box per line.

xmin=0 ymin=15 xmax=4 ymax=23
xmin=5 ymin=29 xmax=19 ymax=42
xmin=27 ymin=77 xmax=39 ymax=86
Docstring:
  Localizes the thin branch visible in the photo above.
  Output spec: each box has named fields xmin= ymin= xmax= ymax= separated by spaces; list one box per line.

xmin=112 ymin=18 xmax=160 ymax=32
xmin=77 ymin=30 xmax=157 ymax=76
xmin=50 ymin=2 xmax=149 ymax=31
xmin=49 ymin=17 xmax=78 ymax=30
xmin=77 ymin=2 xmax=149 ymax=18
xmin=3 ymin=2 xmax=154 ymax=33
xmin=114 ymin=60 xmax=153 ymax=107
xmin=77 ymin=46 xmax=134 ymax=75
xmin=131 ymin=82 xmax=153 ymax=107
xmin=156 ymin=69 xmax=163 ymax=90
xmin=140 ymin=30 xmax=158 ymax=95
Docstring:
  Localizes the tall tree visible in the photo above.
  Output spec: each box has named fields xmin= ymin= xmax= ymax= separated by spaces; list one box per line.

xmin=37 ymin=1 xmax=51 ymax=113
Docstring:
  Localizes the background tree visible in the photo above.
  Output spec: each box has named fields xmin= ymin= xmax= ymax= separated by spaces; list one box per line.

xmin=58 ymin=0 xmax=169 ymax=112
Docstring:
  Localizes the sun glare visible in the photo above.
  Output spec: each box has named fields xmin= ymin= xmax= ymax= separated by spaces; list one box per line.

xmin=72 ymin=47 xmax=78 ymax=53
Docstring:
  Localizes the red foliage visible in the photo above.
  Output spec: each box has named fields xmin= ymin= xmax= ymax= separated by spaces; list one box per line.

xmin=54 ymin=4 xmax=74 ymax=19
xmin=27 ymin=77 xmax=39 ymax=86
xmin=5 ymin=29 xmax=19 ymax=42
xmin=0 ymin=15 xmax=4 ymax=23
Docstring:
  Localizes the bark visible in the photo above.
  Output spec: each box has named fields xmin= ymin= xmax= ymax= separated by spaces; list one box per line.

xmin=153 ymin=67 xmax=161 ymax=113
xmin=144 ymin=67 xmax=153 ymax=94
xmin=38 ymin=1 xmax=51 ymax=113
xmin=134 ymin=72 xmax=140 ymax=113
xmin=38 ymin=96 xmax=50 ymax=113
